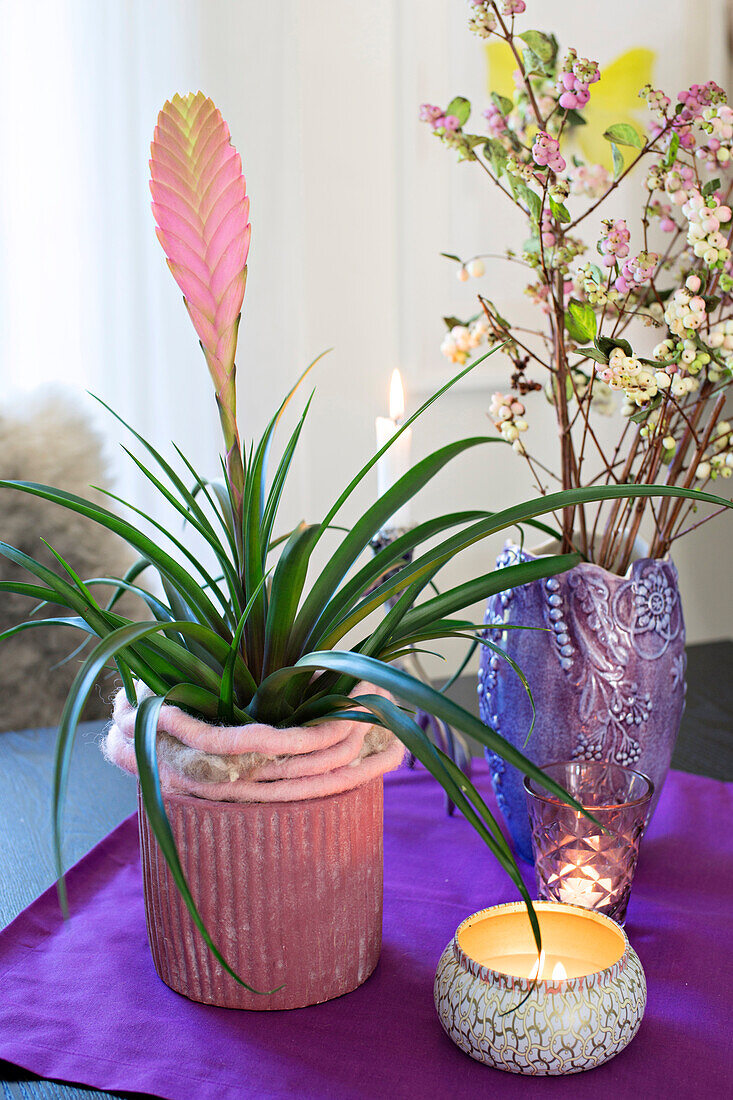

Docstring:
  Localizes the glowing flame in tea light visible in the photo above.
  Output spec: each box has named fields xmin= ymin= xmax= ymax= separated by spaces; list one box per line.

xmin=434 ymin=901 xmax=648 ymax=1075
xmin=550 ymin=861 xmax=616 ymax=909
xmin=526 ymin=950 xmax=569 ymax=981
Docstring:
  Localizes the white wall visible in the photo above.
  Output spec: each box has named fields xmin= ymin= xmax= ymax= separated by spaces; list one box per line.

xmin=0 ymin=0 xmax=730 ymax=658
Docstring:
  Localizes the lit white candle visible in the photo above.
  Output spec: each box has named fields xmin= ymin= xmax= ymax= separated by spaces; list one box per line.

xmin=436 ymin=901 xmax=647 ymax=1075
xmin=376 ymin=369 xmax=412 ymax=531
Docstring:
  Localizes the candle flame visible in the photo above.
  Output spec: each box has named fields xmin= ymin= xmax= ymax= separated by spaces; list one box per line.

xmin=526 ymin=952 xmax=568 ymax=981
xmin=527 ymin=949 xmax=545 ymax=981
xmin=389 ymin=369 xmax=405 ymax=423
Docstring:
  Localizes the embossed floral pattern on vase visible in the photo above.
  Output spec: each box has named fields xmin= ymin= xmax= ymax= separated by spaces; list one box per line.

xmin=478 ymin=542 xmax=685 ymax=862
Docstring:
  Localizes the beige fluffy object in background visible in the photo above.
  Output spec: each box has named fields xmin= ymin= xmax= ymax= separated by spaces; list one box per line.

xmin=0 ymin=390 xmax=134 ymax=732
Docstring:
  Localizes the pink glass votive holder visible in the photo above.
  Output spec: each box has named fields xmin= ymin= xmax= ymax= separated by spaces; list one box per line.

xmin=524 ymin=761 xmax=654 ymax=924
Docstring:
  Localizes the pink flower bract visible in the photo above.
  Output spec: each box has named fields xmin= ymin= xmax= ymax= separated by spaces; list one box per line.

xmin=150 ymin=92 xmax=250 ymax=463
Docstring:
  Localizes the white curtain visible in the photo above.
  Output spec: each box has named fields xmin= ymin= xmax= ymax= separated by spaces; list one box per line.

xmin=0 ymin=0 xmax=304 ymax=519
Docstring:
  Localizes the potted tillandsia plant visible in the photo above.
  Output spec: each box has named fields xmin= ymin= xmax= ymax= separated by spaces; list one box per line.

xmin=421 ymin=1 xmax=733 ymax=859
xmin=0 ymin=93 xmax=728 ymax=1011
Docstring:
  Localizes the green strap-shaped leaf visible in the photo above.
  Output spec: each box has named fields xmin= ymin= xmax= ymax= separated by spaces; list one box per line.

xmin=310 ymin=510 xmax=492 ymax=647
xmin=355 ymin=564 xmax=444 ymax=660
xmin=262 ymin=523 xmax=321 ymax=678
xmin=260 ymin=393 xmax=315 ymax=564
xmin=0 ymin=615 xmax=91 ymax=645
xmin=353 ymin=692 xmax=542 ymax=954
xmin=288 ymin=437 xmax=501 ymax=661
xmin=242 ymin=356 xmax=326 ymax=675
xmin=0 ymin=580 xmax=74 ymax=609
xmin=390 ymin=553 xmax=580 ymax=641
xmin=96 ymin=476 xmax=235 ymax=626
xmin=86 ymin=576 xmax=174 ymax=623
xmin=104 ymin=557 xmax=152 ymax=613
xmin=290 ymin=651 xmax=590 ymax=819
xmin=134 ymin=693 xmax=267 ymax=991
xmin=0 ymin=481 xmax=230 ymax=637
xmin=320 ymin=549 xmax=580 ymax=652
xmin=52 ymin=617 xmax=255 ymax=913
xmin=0 ymin=542 xmax=169 ymax=694
xmin=218 ymin=575 xmax=271 ymax=720
xmin=345 ymin=483 xmax=733 ymax=609
xmin=91 ymin=395 xmax=243 ymax=613
xmin=312 ymin=349 xmax=503 ymax=558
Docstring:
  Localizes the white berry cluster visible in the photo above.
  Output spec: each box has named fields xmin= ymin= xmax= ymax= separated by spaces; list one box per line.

xmin=597 ymin=345 xmax=699 ymax=407
xmin=705 ymin=320 xmax=733 ymax=379
xmin=575 ymin=264 xmax=621 ymax=307
xmin=440 ymin=318 xmax=490 ymax=365
xmin=664 ymin=283 xmax=707 ymax=335
xmin=652 ymin=337 xmax=711 ymax=377
xmin=489 ymin=392 xmax=528 ymax=451
xmin=699 ymin=104 xmax=733 ymax=168
xmin=468 ymin=1 xmax=497 ymax=37
xmin=597 ymin=348 xmax=658 ymax=403
xmin=681 ymin=191 xmax=732 ymax=268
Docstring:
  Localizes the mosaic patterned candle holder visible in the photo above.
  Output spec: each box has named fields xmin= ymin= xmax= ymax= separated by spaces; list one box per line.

xmin=524 ymin=761 xmax=654 ymax=924
xmin=434 ymin=901 xmax=646 ymax=1075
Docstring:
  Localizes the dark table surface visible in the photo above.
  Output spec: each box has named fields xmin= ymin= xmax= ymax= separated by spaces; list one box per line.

xmin=1 ymin=640 xmax=731 ymax=1100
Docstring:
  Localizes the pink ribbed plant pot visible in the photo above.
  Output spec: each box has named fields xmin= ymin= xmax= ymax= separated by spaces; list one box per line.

xmin=137 ymin=777 xmax=384 ymax=1010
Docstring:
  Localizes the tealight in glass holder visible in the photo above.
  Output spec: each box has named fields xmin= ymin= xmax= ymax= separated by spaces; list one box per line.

xmin=524 ymin=761 xmax=653 ymax=924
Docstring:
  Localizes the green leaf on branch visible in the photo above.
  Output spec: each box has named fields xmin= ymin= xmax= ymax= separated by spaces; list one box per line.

xmin=483 ymin=137 xmax=508 ymax=177
xmin=663 ymin=132 xmax=680 ymax=169
xmin=491 ymin=92 xmax=514 ymax=116
xmin=576 ymin=346 xmax=609 ymax=365
xmin=518 ymin=30 xmax=554 ymax=62
xmin=507 ymin=175 xmax=541 ymax=221
xmin=603 ymin=123 xmax=643 ymax=149
xmin=521 ymin=49 xmax=543 ymax=76
xmin=443 ymin=315 xmax=467 ymax=330
xmin=549 ymin=197 xmax=571 ymax=223
xmin=564 ymin=108 xmax=587 ymax=128
xmin=440 ymin=253 xmax=462 ymax=263
xmin=596 ymin=335 xmax=632 ymax=357
xmin=523 ymin=187 xmax=541 ymax=222
xmin=464 ymin=133 xmax=489 ymax=151
xmin=611 ymin=142 xmax=624 ymax=180
xmin=446 ymin=96 xmax=471 ymax=127
xmin=565 ymin=299 xmax=597 ymax=343
xmin=703 ymin=177 xmax=721 ymax=197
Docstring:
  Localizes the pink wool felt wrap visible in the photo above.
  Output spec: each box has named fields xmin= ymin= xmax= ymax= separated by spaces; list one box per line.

xmin=103 ymin=684 xmax=405 ymax=802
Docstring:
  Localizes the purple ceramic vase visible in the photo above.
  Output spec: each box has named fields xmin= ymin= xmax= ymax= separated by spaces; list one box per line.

xmin=479 ymin=542 xmax=686 ymax=862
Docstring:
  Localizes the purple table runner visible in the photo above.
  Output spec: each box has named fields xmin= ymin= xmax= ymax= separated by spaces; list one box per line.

xmin=0 ymin=764 xmax=731 ymax=1099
